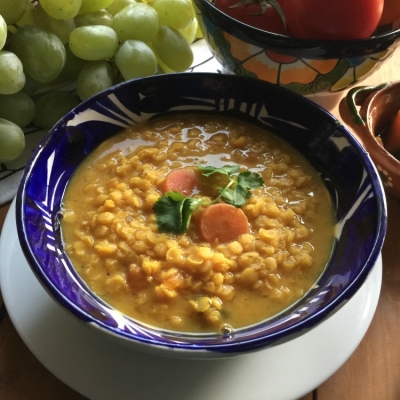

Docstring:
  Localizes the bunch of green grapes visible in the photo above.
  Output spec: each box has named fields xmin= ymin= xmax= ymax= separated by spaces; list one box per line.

xmin=0 ymin=0 xmax=202 ymax=162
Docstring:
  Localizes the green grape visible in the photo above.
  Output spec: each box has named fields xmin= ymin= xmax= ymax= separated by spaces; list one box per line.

xmin=18 ymin=75 xmax=41 ymax=97
xmin=79 ymin=0 xmax=115 ymax=14
xmin=24 ymin=45 xmax=88 ymax=96
xmin=58 ymin=45 xmax=88 ymax=82
xmin=179 ymin=16 xmax=198 ymax=45
xmin=151 ymin=0 xmax=195 ymax=30
xmin=40 ymin=0 xmax=82 ymax=20
xmin=0 ymin=118 xmax=25 ymax=162
xmin=23 ymin=73 xmax=68 ymax=97
xmin=69 ymin=25 xmax=119 ymax=61
xmin=107 ymin=0 xmax=136 ymax=16
xmin=0 ymin=15 xmax=7 ymax=51
xmin=0 ymin=51 xmax=26 ymax=95
xmin=23 ymin=75 xmax=62 ymax=97
xmin=10 ymin=26 xmax=66 ymax=84
xmin=0 ymin=0 xmax=29 ymax=25
xmin=23 ymin=46 xmax=87 ymax=96
xmin=76 ymin=60 xmax=114 ymax=101
xmin=114 ymin=40 xmax=157 ymax=80
xmin=156 ymin=57 xmax=174 ymax=74
xmin=74 ymin=10 xmax=114 ymax=27
xmin=0 ymin=91 xmax=36 ymax=128
xmin=195 ymin=20 xmax=203 ymax=39
xmin=48 ymin=17 xmax=76 ymax=45
xmin=152 ymin=26 xmax=193 ymax=72
xmin=5 ymin=27 xmax=13 ymax=48
xmin=17 ymin=3 xmax=50 ymax=31
xmin=34 ymin=90 xmax=80 ymax=129
xmin=112 ymin=3 xmax=159 ymax=42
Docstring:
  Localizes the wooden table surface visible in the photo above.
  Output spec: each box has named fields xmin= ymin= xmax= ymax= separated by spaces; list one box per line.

xmin=1 ymin=54 xmax=400 ymax=400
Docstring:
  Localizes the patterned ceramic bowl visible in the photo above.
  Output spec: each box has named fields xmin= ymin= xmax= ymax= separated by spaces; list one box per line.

xmin=193 ymin=0 xmax=400 ymax=98
xmin=16 ymin=73 xmax=386 ymax=359
xmin=339 ymin=81 xmax=400 ymax=199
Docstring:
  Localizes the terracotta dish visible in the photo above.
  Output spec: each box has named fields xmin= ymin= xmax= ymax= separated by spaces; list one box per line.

xmin=339 ymin=81 xmax=400 ymax=199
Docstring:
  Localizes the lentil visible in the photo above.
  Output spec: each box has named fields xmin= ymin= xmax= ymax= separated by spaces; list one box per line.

xmin=62 ymin=114 xmax=335 ymax=333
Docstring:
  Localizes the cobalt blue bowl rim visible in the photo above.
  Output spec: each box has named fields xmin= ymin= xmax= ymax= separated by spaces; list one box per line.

xmin=15 ymin=73 xmax=387 ymax=355
xmin=193 ymin=0 xmax=400 ymax=58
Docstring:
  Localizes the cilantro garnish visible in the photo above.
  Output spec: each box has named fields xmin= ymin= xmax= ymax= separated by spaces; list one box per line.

xmin=222 ymin=169 xmax=264 ymax=207
xmin=152 ymin=192 xmax=203 ymax=234
xmin=152 ymin=165 xmax=264 ymax=234
xmin=197 ymin=165 xmax=240 ymax=177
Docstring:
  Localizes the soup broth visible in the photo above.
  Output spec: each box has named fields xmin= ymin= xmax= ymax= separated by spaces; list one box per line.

xmin=61 ymin=113 xmax=335 ymax=333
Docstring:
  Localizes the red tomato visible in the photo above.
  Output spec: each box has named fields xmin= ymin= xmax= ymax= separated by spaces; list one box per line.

xmin=282 ymin=0 xmax=384 ymax=40
xmin=379 ymin=0 xmax=400 ymax=26
xmin=214 ymin=0 xmax=286 ymax=34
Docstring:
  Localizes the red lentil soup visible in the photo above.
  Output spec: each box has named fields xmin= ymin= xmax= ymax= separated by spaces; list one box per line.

xmin=61 ymin=113 xmax=335 ymax=334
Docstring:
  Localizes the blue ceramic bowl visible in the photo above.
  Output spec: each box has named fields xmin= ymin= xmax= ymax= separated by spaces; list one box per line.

xmin=193 ymin=0 xmax=400 ymax=97
xmin=16 ymin=73 xmax=386 ymax=359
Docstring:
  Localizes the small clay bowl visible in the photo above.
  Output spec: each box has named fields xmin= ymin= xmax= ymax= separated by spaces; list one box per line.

xmin=339 ymin=81 xmax=400 ymax=199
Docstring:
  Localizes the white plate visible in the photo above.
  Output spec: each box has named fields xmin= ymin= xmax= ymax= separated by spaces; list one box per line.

xmin=0 ymin=200 xmax=382 ymax=400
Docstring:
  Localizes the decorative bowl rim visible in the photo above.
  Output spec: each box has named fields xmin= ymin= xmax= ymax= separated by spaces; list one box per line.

xmin=15 ymin=73 xmax=387 ymax=356
xmin=193 ymin=0 xmax=400 ymax=57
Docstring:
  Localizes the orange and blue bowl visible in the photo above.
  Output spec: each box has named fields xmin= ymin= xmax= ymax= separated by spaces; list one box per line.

xmin=193 ymin=0 xmax=400 ymax=97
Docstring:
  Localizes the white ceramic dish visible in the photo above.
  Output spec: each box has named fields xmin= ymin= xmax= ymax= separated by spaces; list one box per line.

xmin=0 ymin=200 xmax=382 ymax=400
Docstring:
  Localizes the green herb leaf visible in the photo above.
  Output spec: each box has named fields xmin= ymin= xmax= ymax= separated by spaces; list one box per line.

xmin=237 ymin=170 xmax=264 ymax=190
xmin=222 ymin=184 xmax=249 ymax=207
xmin=180 ymin=197 xmax=203 ymax=232
xmin=221 ymin=171 xmax=263 ymax=207
xmin=152 ymin=191 xmax=203 ymax=234
xmin=197 ymin=164 xmax=240 ymax=177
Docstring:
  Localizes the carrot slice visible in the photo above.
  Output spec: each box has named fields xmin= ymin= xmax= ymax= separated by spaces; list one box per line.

xmin=159 ymin=169 xmax=197 ymax=196
xmin=198 ymin=203 xmax=249 ymax=244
